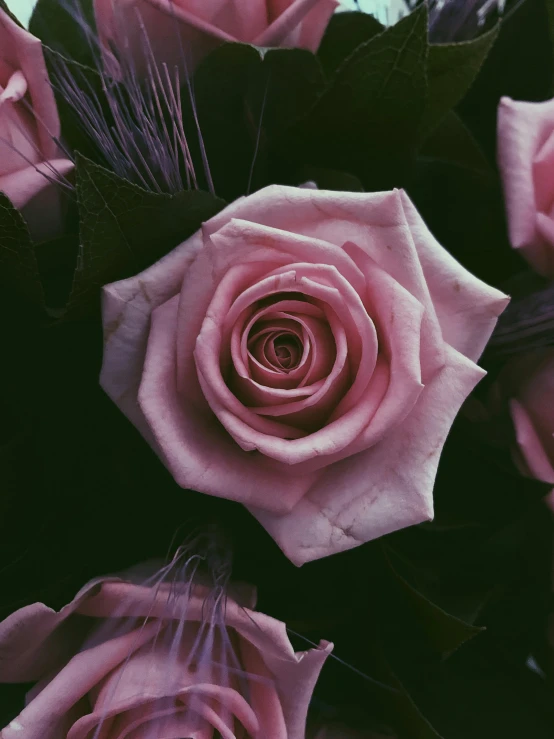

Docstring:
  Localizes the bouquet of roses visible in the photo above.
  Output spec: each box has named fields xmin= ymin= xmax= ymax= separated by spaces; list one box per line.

xmin=0 ymin=0 xmax=553 ymax=736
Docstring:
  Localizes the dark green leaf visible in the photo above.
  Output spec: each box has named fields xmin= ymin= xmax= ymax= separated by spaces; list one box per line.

xmin=29 ymin=0 xmax=97 ymax=68
xmin=546 ymin=0 xmax=554 ymax=83
xmin=420 ymin=110 xmax=493 ymax=176
xmin=35 ymin=232 xmax=79 ymax=315
xmin=0 ymin=194 xmax=44 ymax=308
xmin=317 ymin=11 xmax=384 ymax=76
xmin=421 ymin=25 xmax=499 ymax=139
xmin=368 ymin=650 xmax=446 ymax=739
xmin=66 ymin=155 xmax=226 ymax=317
xmin=193 ymin=43 xmax=326 ymax=200
xmin=383 ymin=545 xmax=484 ymax=656
xmin=396 ymin=643 xmax=554 ymax=739
xmin=280 ymin=5 xmax=429 ymax=191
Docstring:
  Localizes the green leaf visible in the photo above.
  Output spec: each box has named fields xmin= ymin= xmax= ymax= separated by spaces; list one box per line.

xmin=317 ymin=11 xmax=384 ymax=76
xmin=193 ymin=43 xmax=326 ymax=200
xmin=0 ymin=194 xmax=44 ymax=309
xmin=29 ymin=0 xmax=97 ymax=68
xmin=382 ymin=545 xmax=484 ymax=657
xmin=396 ymin=643 xmax=554 ymax=739
xmin=66 ymin=156 xmax=226 ymax=317
xmin=420 ymin=110 xmax=493 ymax=177
xmin=281 ymin=5 xmax=429 ymax=191
xmin=420 ymin=25 xmax=499 ymax=140
xmin=368 ymin=649 xmax=446 ymax=739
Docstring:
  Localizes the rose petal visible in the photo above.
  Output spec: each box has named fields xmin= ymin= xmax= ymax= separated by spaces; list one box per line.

xmin=0 ymin=11 xmax=61 ymax=158
xmin=398 ymin=191 xmax=509 ymax=363
xmin=250 ymin=345 xmax=486 ymax=565
xmin=0 ymin=158 xmax=74 ymax=242
xmin=510 ymin=399 xmax=554 ymax=485
xmin=256 ymin=0 xmax=337 ymax=49
xmin=138 ymin=295 xmax=316 ymax=511
xmin=498 ymin=95 xmax=554 ymax=277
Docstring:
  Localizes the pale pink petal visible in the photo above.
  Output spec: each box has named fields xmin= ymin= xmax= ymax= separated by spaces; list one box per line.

xmin=292 ymin=0 xmax=338 ymax=51
xmin=137 ymin=296 xmax=316 ymax=511
xmin=498 ymin=95 xmax=554 ymax=277
xmin=0 ymin=158 xmax=74 ymax=241
xmin=399 ymin=190 xmax=509 ymax=362
xmin=0 ymin=69 xmax=27 ymax=103
xmin=238 ymin=639 xmax=288 ymax=739
xmin=250 ymin=345 xmax=485 ymax=565
xmin=256 ymin=0 xmax=337 ymax=50
xmin=510 ymin=399 xmax=554 ymax=485
xmin=0 ymin=10 xmax=61 ymax=159
xmin=2 ymin=623 xmax=160 ymax=739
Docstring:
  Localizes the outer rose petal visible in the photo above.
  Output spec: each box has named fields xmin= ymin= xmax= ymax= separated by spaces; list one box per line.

xmin=255 ymin=0 xmax=338 ymax=51
xmin=250 ymin=345 xmax=485 ymax=565
xmin=511 ymin=400 xmax=554 ymax=485
xmin=94 ymin=0 xmax=335 ymax=76
xmin=138 ymin=296 xmax=317 ymax=511
xmin=498 ymin=96 xmax=554 ymax=277
xmin=399 ymin=191 xmax=509 ymax=362
xmin=0 ymin=159 xmax=74 ymax=242
xmin=0 ymin=579 xmax=332 ymax=739
xmin=0 ymin=10 xmax=60 ymax=160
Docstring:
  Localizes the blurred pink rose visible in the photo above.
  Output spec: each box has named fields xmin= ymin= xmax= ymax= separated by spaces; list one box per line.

xmin=100 ymin=186 xmax=508 ymax=565
xmin=94 ymin=0 xmax=338 ymax=76
xmin=498 ymin=96 xmax=554 ymax=278
xmin=497 ymin=348 xmax=554 ymax=485
xmin=0 ymin=10 xmax=73 ymax=242
xmin=0 ymin=576 xmax=331 ymax=738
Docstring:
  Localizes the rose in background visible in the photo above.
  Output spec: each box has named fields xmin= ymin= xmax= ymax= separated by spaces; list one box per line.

xmin=0 ymin=570 xmax=331 ymax=738
xmin=498 ymin=96 xmax=554 ymax=278
xmin=101 ymin=185 xmax=508 ymax=565
xmin=94 ymin=0 xmax=338 ymax=76
xmin=0 ymin=9 xmax=73 ymax=241
xmin=493 ymin=349 xmax=554 ymax=486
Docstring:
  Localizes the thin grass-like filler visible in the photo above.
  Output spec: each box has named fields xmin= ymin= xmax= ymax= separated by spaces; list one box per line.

xmin=73 ymin=533 xmax=263 ymax=738
xmin=43 ymin=0 xmax=214 ymax=195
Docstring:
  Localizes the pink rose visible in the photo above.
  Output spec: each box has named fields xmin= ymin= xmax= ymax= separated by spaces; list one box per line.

xmin=496 ymin=349 xmax=554 ymax=485
xmin=100 ymin=186 xmax=508 ymax=565
xmin=94 ymin=0 xmax=338 ymax=76
xmin=0 ymin=10 xmax=73 ymax=242
xmin=498 ymin=96 xmax=554 ymax=278
xmin=0 ymin=576 xmax=331 ymax=738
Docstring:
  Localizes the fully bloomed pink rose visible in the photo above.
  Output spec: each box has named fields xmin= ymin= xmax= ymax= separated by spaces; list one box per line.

xmin=498 ymin=96 xmax=554 ymax=278
xmin=0 ymin=576 xmax=331 ymax=738
xmin=496 ymin=349 xmax=554 ymax=485
xmin=100 ymin=186 xmax=508 ymax=565
xmin=94 ymin=0 xmax=337 ymax=76
xmin=0 ymin=10 xmax=73 ymax=241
